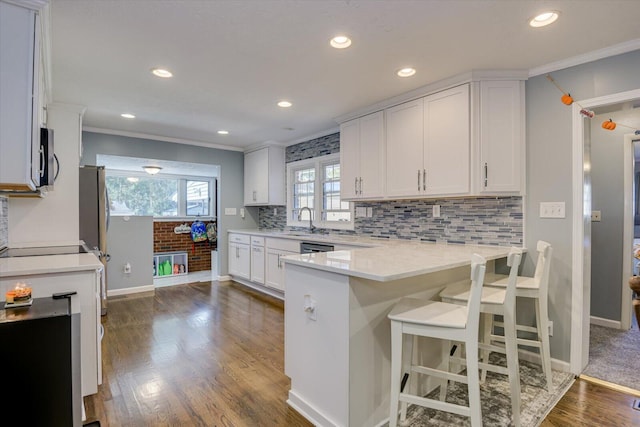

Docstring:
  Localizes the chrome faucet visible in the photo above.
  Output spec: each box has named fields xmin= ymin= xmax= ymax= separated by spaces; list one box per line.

xmin=298 ymin=207 xmax=316 ymax=233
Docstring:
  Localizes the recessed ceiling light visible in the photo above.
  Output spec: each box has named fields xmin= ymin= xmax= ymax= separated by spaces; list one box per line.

xmin=121 ymin=113 xmax=135 ymax=119
xmin=142 ymin=166 xmax=162 ymax=175
xmin=330 ymin=35 xmax=352 ymax=49
xmin=397 ymin=67 xmax=416 ymax=77
xmin=151 ymin=68 xmax=173 ymax=78
xmin=529 ymin=11 xmax=559 ymax=28
xmin=277 ymin=100 xmax=292 ymax=108
xmin=217 ymin=130 xmax=229 ymax=135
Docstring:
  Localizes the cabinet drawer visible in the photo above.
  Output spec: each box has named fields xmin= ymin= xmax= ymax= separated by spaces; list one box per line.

xmin=229 ymin=233 xmax=250 ymax=244
xmin=250 ymin=236 xmax=265 ymax=246
xmin=266 ymin=238 xmax=300 ymax=253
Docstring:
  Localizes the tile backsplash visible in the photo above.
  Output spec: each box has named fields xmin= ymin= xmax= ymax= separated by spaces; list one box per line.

xmin=258 ymin=130 xmax=523 ymax=246
xmin=0 ymin=196 xmax=7 ymax=248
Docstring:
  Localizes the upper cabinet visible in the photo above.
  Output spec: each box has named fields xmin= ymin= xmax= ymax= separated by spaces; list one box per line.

xmin=476 ymin=80 xmax=525 ymax=195
xmin=385 ymin=85 xmax=470 ymax=198
xmin=0 ymin=1 xmax=43 ymax=192
xmin=244 ymin=146 xmax=285 ymax=206
xmin=338 ymin=73 xmax=525 ymax=201
xmin=340 ymin=111 xmax=384 ymax=200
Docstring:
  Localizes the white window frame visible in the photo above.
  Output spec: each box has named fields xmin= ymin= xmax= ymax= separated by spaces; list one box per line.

xmin=286 ymin=153 xmax=354 ymax=230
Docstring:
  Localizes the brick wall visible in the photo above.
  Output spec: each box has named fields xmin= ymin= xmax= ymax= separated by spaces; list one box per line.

xmin=153 ymin=221 xmax=217 ymax=273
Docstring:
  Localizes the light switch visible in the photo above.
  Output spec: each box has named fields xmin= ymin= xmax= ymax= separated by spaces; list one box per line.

xmin=355 ymin=207 xmax=367 ymax=218
xmin=224 ymin=208 xmax=237 ymax=216
xmin=540 ymin=202 xmax=565 ymax=218
xmin=366 ymin=207 xmax=373 ymax=218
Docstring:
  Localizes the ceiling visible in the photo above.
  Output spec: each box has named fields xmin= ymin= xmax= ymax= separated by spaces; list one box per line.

xmin=50 ymin=0 xmax=640 ymax=151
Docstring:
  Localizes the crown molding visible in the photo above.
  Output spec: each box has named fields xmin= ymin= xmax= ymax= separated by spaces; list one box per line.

xmin=82 ymin=127 xmax=245 ymax=152
xmin=529 ymin=38 xmax=640 ymax=77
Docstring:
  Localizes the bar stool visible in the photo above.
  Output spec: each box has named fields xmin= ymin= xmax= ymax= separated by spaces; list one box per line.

xmin=483 ymin=240 xmax=553 ymax=392
xmin=439 ymin=247 xmax=523 ymax=427
xmin=388 ymin=254 xmax=487 ymax=427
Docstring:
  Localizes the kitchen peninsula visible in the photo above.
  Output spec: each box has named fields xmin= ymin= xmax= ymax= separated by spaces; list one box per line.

xmin=282 ymin=242 xmax=514 ymax=427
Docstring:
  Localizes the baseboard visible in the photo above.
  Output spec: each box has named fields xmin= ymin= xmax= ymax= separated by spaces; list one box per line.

xmin=107 ymin=284 xmax=155 ymax=297
xmin=287 ymin=391 xmax=338 ymax=427
xmin=218 ymin=275 xmax=232 ymax=282
xmin=516 ymin=348 xmax=570 ymax=372
xmin=228 ymin=277 xmax=284 ymax=300
xmin=590 ymin=316 xmax=621 ymax=329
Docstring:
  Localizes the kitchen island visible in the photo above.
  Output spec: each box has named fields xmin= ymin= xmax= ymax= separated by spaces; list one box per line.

xmin=282 ymin=242 xmax=513 ymax=427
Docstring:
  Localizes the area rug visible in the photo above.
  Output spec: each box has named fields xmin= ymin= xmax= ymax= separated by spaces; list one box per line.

xmin=394 ymin=353 xmax=574 ymax=426
xmin=583 ymin=323 xmax=640 ymax=392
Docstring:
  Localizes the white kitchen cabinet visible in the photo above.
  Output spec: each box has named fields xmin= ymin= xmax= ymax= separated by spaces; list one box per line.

xmin=340 ymin=111 xmax=385 ymax=200
xmin=0 ymin=267 xmax=102 ymax=397
xmin=228 ymin=233 xmax=250 ymax=280
xmin=250 ymin=236 xmax=265 ymax=284
xmin=385 ymin=85 xmax=470 ymax=198
xmin=265 ymin=237 xmax=299 ymax=291
xmin=0 ymin=1 xmax=42 ymax=192
xmin=244 ymin=146 xmax=285 ymax=206
xmin=476 ymin=80 xmax=525 ymax=194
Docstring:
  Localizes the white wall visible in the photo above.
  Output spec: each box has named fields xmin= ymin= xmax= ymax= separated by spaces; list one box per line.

xmin=8 ymin=103 xmax=84 ymax=246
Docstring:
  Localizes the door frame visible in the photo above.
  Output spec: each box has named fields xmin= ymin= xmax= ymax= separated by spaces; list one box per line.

xmin=571 ymin=88 xmax=640 ymax=374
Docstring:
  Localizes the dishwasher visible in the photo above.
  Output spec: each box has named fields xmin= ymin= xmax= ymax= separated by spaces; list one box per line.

xmin=300 ymin=241 xmax=335 ymax=253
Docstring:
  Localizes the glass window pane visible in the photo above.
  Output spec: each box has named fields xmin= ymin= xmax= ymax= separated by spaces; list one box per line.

xmin=186 ymin=180 xmax=209 ymax=216
xmin=106 ymin=176 xmax=178 ymax=216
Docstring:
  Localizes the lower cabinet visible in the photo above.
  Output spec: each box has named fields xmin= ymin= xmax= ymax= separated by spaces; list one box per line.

xmin=265 ymin=248 xmax=297 ymax=291
xmin=229 ymin=241 xmax=250 ymax=280
xmin=250 ymin=236 xmax=265 ymax=284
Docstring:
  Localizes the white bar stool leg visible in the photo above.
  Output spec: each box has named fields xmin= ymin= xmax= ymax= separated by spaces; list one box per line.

xmin=504 ymin=310 xmax=521 ymax=427
xmin=536 ymin=298 xmax=553 ymax=392
xmin=465 ymin=338 xmax=482 ymax=427
xmin=389 ymin=320 xmax=402 ymax=427
xmin=480 ymin=313 xmax=492 ymax=383
xmin=399 ymin=334 xmax=415 ymax=423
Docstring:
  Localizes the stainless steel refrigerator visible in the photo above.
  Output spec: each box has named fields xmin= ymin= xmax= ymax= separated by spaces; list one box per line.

xmin=79 ymin=165 xmax=110 ymax=315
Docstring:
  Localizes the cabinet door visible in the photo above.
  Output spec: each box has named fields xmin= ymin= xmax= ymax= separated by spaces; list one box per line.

xmin=265 ymin=249 xmax=285 ymax=291
xmin=0 ymin=3 xmax=39 ymax=191
xmin=250 ymin=245 xmax=265 ymax=284
xmin=228 ymin=242 xmax=250 ymax=280
xmin=423 ymin=84 xmax=470 ymax=196
xmin=385 ymin=99 xmax=424 ymax=198
xmin=358 ymin=111 xmax=385 ymax=198
xmin=339 ymin=118 xmax=360 ymax=200
xmin=244 ymin=148 xmax=269 ymax=205
xmin=479 ymin=80 xmax=523 ymax=193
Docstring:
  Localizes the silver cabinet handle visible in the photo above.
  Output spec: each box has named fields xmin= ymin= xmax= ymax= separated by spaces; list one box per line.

xmin=277 ymin=254 xmax=282 ymax=268
xmin=359 ymin=177 xmax=363 ymax=195
xmin=355 ymin=177 xmax=358 ymax=195
xmin=484 ymin=163 xmax=488 ymax=188
xmin=423 ymin=169 xmax=426 ymax=191
xmin=417 ymin=170 xmax=421 ymax=191
xmin=252 ymin=190 xmax=257 ymax=201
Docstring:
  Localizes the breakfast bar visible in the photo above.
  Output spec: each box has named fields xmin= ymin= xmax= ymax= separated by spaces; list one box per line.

xmin=283 ymin=242 xmax=513 ymax=427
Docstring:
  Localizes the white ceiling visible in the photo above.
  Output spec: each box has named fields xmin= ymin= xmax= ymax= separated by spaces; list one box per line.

xmin=50 ymin=0 xmax=640 ymax=151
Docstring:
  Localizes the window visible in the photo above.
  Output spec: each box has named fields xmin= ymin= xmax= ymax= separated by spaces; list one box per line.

xmin=106 ymin=171 xmax=216 ymax=218
xmin=287 ymin=153 xmax=353 ymax=230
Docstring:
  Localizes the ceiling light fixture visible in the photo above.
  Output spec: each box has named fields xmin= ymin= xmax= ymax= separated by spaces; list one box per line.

xmin=277 ymin=100 xmax=292 ymax=108
xmin=142 ymin=165 xmax=162 ymax=175
xmin=126 ymin=177 xmax=139 ymax=183
xmin=529 ymin=11 xmax=559 ymax=28
xmin=217 ymin=130 xmax=229 ymax=135
xmin=151 ymin=68 xmax=173 ymax=78
xmin=330 ymin=35 xmax=352 ymax=49
xmin=121 ymin=113 xmax=135 ymax=119
xmin=397 ymin=67 xmax=416 ymax=77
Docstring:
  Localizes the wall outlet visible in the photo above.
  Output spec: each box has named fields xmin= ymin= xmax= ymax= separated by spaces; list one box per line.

xmin=124 ymin=262 xmax=131 ymax=274
xmin=273 ymin=207 xmax=278 ymax=215
xmin=548 ymin=320 xmax=553 ymax=336
xmin=355 ymin=207 xmax=367 ymax=218
xmin=432 ymin=205 xmax=441 ymax=218
xmin=366 ymin=207 xmax=373 ymax=218
xmin=240 ymin=208 xmax=245 ymax=219
xmin=591 ymin=210 xmax=602 ymax=222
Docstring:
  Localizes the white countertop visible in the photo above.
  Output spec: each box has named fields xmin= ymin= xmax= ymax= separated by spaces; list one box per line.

xmin=0 ymin=253 xmax=103 ymax=277
xmin=227 ymin=229 xmax=517 ymax=282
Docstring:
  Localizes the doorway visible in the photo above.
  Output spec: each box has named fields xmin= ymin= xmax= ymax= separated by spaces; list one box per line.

xmin=571 ymin=88 xmax=640 ymax=381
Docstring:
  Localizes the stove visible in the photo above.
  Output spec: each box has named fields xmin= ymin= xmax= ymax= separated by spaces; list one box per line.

xmin=0 ymin=245 xmax=90 ymax=258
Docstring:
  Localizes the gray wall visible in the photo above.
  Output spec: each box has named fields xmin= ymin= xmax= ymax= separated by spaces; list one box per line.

xmin=81 ymin=131 xmax=258 ymax=276
xmin=526 ymin=49 xmax=640 ymax=363
xmin=590 ymin=111 xmax=634 ymax=322
xmin=0 ymin=196 xmax=6 ymax=248
xmin=107 ymin=216 xmax=154 ymax=291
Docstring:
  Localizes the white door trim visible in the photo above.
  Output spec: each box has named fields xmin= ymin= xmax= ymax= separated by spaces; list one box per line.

xmin=622 ymin=134 xmax=635 ymax=331
xmin=571 ymin=88 xmax=640 ymax=374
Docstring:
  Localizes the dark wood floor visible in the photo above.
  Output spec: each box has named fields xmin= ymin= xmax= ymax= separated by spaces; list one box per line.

xmin=85 ymin=280 xmax=640 ymax=426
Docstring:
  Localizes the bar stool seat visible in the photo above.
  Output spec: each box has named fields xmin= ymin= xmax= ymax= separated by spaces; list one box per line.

xmin=439 ymin=247 xmax=523 ymax=427
xmin=388 ymin=254 xmax=487 ymax=427
xmin=484 ymin=240 xmax=554 ymax=393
